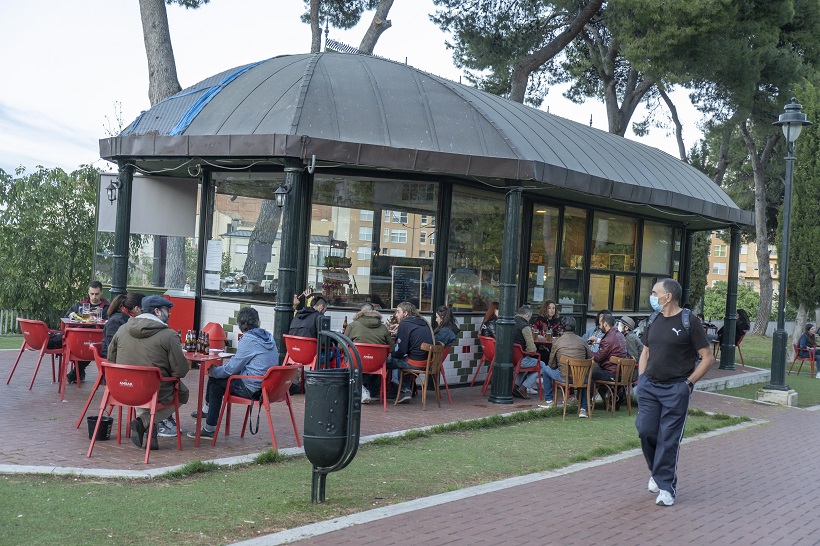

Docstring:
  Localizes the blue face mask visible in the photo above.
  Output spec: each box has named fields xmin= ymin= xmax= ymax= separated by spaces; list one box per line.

xmin=649 ymin=295 xmax=663 ymax=312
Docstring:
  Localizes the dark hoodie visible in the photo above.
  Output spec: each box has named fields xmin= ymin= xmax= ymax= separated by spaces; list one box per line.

xmin=108 ymin=315 xmax=190 ymax=404
xmin=393 ymin=316 xmax=433 ymax=361
xmin=344 ymin=309 xmax=392 ymax=346
xmin=289 ymin=307 xmax=322 ymax=338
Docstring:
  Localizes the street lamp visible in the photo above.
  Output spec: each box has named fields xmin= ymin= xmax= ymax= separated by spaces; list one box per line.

xmin=768 ymin=98 xmax=812 ymax=390
xmin=274 ymin=183 xmax=290 ymax=208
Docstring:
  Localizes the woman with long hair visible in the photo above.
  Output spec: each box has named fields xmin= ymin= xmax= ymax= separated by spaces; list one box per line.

xmin=532 ymin=300 xmax=563 ymax=337
xmin=102 ymin=292 xmax=145 ymax=358
xmin=797 ymin=323 xmax=820 ymax=376
xmin=479 ymin=302 xmax=499 ymax=338
xmin=434 ymin=305 xmax=460 ymax=346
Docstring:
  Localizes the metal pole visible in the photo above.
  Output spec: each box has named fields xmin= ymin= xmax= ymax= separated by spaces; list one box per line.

xmin=719 ymin=225 xmax=740 ymax=370
xmin=489 ymin=184 xmax=522 ymax=404
xmin=110 ymin=162 xmax=133 ymax=299
xmin=768 ymin=142 xmax=795 ymax=390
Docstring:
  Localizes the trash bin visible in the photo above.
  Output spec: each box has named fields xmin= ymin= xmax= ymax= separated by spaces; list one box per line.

xmin=303 ymin=369 xmax=351 ymax=468
xmin=87 ymin=415 xmax=114 ymax=441
xmin=203 ymin=322 xmax=227 ymax=350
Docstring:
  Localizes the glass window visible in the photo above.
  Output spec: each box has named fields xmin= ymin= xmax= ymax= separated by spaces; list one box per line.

xmin=446 ymin=188 xmax=504 ymax=312
xmin=739 ymin=262 xmax=747 ymax=273
xmin=754 ymin=262 xmax=759 ymax=270
xmin=420 ymin=231 xmax=427 ymax=245
xmin=591 ymin=213 xmax=637 ymax=271
xmin=360 ymin=210 xmax=373 ymax=222
xmin=559 ymin=207 xmax=588 ymax=304
xmin=527 ymin=205 xmax=559 ymax=305
xmin=642 ymin=222 xmax=673 ymax=274
xmin=712 ymin=263 xmax=726 ymax=275
xmin=311 ymin=174 xmax=437 ymax=310
xmin=639 ymin=276 xmax=659 ymax=311
xmin=419 ymin=250 xmax=425 ymax=258
xmin=358 ymin=226 xmax=372 ymax=241
xmin=612 ymin=276 xmax=635 ymax=312
xmin=429 ymin=251 xmax=435 ymax=258
xmin=421 ymin=215 xmax=429 ymax=225
xmin=713 ymin=244 xmax=728 ymax=258
xmin=588 ymin=274 xmax=610 ymax=312
xmin=429 ymin=232 xmax=435 ymax=245
xmin=204 ymin=173 xmax=287 ymax=301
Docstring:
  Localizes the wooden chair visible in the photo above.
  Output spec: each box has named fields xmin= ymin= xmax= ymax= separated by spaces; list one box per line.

xmin=395 ymin=342 xmax=448 ymax=410
xmin=789 ymin=343 xmax=816 ymax=377
xmin=555 ymin=356 xmax=593 ymax=420
xmin=7 ymin=318 xmax=62 ymax=389
xmin=592 ymin=356 xmax=637 ymax=416
xmin=474 ymin=335 xmax=496 ymax=395
xmin=87 ymin=362 xmax=182 ymax=464
xmin=351 ymin=343 xmax=391 ymax=411
xmin=512 ymin=343 xmax=543 ymax=401
xmin=211 ymin=365 xmax=302 ymax=450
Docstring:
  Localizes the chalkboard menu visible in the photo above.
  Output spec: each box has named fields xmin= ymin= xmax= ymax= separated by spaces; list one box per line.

xmin=391 ymin=266 xmax=423 ymax=309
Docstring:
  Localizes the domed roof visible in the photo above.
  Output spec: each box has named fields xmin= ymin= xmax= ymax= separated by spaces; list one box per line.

xmin=101 ymin=52 xmax=751 ymax=227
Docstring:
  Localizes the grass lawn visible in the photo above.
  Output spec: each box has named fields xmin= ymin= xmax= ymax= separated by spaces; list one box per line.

xmin=0 ymin=409 xmax=746 ymax=545
xmin=719 ymin=334 xmax=820 ymax=407
xmin=0 ymin=336 xmax=22 ymax=350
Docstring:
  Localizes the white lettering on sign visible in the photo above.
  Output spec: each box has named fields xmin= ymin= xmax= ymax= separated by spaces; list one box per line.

xmin=119 ymin=381 xmax=133 ymax=387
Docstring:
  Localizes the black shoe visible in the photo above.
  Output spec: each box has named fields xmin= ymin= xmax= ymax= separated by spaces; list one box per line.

xmin=130 ymin=418 xmax=145 ymax=448
xmin=66 ymin=370 xmax=77 ymax=384
xmin=149 ymin=425 xmax=159 ymax=451
xmin=512 ymin=385 xmax=529 ymax=399
xmin=397 ymin=390 xmax=412 ymax=404
xmin=289 ymin=383 xmax=302 ymax=395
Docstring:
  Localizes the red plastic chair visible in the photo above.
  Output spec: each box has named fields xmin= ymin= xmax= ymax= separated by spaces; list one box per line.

xmin=475 ymin=335 xmax=496 ymax=395
xmin=789 ymin=343 xmax=816 ymax=377
xmin=7 ymin=318 xmax=62 ymax=390
xmin=60 ymin=327 xmax=104 ymax=399
xmin=87 ymin=362 xmax=182 ymax=464
xmin=512 ymin=343 xmax=544 ymax=401
xmin=352 ymin=343 xmax=391 ymax=412
xmin=283 ymin=334 xmax=318 ymax=391
xmin=715 ymin=330 xmax=748 ymax=368
xmin=211 ymin=365 xmax=302 ymax=450
xmin=75 ymin=343 xmax=113 ymax=428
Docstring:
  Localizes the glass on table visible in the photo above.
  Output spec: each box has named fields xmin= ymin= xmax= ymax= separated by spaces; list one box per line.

xmin=81 ymin=303 xmax=91 ymax=321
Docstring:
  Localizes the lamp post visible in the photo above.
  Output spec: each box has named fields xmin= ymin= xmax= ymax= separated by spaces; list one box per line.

xmin=768 ymin=98 xmax=812 ymax=390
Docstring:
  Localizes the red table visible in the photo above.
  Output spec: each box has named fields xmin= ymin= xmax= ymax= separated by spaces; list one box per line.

xmin=60 ymin=317 xmax=106 ymax=330
xmin=185 ymin=351 xmax=230 ymax=447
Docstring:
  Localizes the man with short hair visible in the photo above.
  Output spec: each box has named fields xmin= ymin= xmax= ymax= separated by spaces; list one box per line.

xmin=190 ymin=306 xmax=278 ymax=440
xmin=345 ymin=302 xmax=392 ymax=404
xmin=512 ymin=304 xmax=550 ymax=400
xmin=64 ymin=280 xmax=111 ymax=383
xmin=590 ymin=314 xmax=628 ymax=416
xmin=547 ymin=316 xmax=592 ymax=412
xmin=385 ymin=301 xmax=433 ymax=404
xmin=108 ymin=296 xmax=190 ymax=450
xmin=637 ymin=278 xmax=713 ymax=507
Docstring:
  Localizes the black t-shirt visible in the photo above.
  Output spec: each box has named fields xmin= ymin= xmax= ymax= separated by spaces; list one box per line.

xmin=644 ymin=311 xmax=710 ymax=383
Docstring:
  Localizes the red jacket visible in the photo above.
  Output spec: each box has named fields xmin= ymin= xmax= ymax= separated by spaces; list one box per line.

xmin=594 ymin=327 xmax=627 ymax=375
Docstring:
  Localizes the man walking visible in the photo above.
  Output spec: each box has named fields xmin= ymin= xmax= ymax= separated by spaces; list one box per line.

xmin=636 ymin=279 xmax=713 ymax=506
xmin=109 ymin=296 xmax=190 ymax=450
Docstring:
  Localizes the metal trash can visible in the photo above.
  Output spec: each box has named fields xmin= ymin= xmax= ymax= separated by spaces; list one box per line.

xmin=303 ymin=369 xmax=351 ymax=468
xmin=87 ymin=415 xmax=114 ymax=441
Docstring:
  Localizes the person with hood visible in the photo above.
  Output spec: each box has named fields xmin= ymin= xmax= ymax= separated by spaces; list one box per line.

xmin=288 ymin=296 xmax=328 ymax=338
xmin=386 ymin=301 xmax=433 ymax=404
xmin=190 ymin=306 xmax=278 ymax=440
xmin=108 ymin=296 xmax=190 ymax=450
xmin=345 ymin=302 xmax=392 ymax=403
xmin=101 ymin=292 xmax=145 ymax=359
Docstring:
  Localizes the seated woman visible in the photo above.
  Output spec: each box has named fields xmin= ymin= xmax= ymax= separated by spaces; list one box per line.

xmin=101 ymin=292 xmax=145 ymax=359
xmin=797 ymin=323 xmax=820 ymax=377
xmin=434 ymin=305 xmax=460 ymax=347
xmin=717 ymin=308 xmax=751 ymax=346
xmin=479 ymin=302 xmax=499 ymax=338
xmin=532 ymin=300 xmax=563 ymax=337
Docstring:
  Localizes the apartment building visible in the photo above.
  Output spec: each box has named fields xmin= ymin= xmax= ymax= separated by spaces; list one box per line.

xmin=705 ymin=232 xmax=779 ymax=293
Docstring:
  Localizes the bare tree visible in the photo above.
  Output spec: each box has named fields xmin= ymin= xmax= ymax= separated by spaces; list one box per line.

xmin=358 ymin=0 xmax=394 ymax=54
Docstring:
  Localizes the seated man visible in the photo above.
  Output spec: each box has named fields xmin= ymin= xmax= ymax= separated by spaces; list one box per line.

xmin=385 ymin=301 xmax=433 ymax=404
xmin=189 ymin=306 xmax=278 ymax=440
xmin=64 ymin=280 xmax=111 ymax=383
xmin=344 ymin=302 xmax=392 ymax=404
xmin=512 ymin=305 xmax=550 ymax=399
xmin=546 ymin=316 xmax=592 ymax=412
xmin=592 ymin=314 xmax=628 ymax=411
xmin=618 ymin=316 xmax=644 ymax=362
xmin=108 ymin=296 xmax=190 ymax=450
xmin=287 ymin=296 xmax=328 ymax=393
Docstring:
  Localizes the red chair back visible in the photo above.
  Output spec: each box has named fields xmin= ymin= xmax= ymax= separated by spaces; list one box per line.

xmin=90 ymin=343 xmax=104 ymax=373
xmin=478 ymin=335 xmax=496 ymax=363
xmin=18 ymin=319 xmax=52 ymax=351
xmin=354 ymin=343 xmax=391 ymax=374
xmin=260 ymin=365 xmax=301 ymax=404
xmin=64 ymin=328 xmax=104 ymax=362
xmin=101 ymin=363 xmax=163 ymax=407
xmin=283 ymin=334 xmax=318 ymax=366
xmin=512 ymin=344 xmax=538 ymax=371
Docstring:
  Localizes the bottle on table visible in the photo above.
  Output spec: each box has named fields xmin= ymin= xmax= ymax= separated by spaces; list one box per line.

xmin=203 ymin=333 xmax=210 ymax=354
xmin=342 ymin=315 xmax=348 ymax=331
xmin=185 ymin=330 xmax=194 ymax=352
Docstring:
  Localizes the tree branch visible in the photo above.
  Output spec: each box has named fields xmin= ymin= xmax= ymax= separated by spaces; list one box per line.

xmin=656 ymin=83 xmax=686 ymax=161
xmin=358 ymin=0 xmax=394 ymax=55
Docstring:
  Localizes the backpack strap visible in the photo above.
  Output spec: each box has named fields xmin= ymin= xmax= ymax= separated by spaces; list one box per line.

xmin=681 ymin=308 xmax=691 ymax=333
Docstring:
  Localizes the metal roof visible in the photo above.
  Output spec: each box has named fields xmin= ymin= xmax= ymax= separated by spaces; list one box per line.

xmin=102 ymin=52 xmax=752 ymax=228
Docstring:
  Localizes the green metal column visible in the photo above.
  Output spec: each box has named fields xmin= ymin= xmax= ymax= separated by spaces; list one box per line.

xmin=110 ymin=162 xmax=133 ymax=299
xmin=719 ymin=225 xmax=740 ymax=370
xmin=193 ymin=170 xmax=212 ymax=333
xmin=681 ymin=229 xmax=694 ymax=306
xmin=433 ymin=180 xmax=452 ymax=311
xmin=489 ymin=183 xmax=522 ymax=405
xmin=274 ymin=159 xmax=306 ymax=363
xmin=295 ymin=170 xmax=313 ymax=291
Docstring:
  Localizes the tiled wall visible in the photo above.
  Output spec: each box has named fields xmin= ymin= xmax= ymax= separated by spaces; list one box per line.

xmin=198 ymin=299 xmax=488 ymax=386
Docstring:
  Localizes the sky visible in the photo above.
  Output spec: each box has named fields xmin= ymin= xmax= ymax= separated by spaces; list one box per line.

xmin=0 ymin=0 xmax=704 ymax=175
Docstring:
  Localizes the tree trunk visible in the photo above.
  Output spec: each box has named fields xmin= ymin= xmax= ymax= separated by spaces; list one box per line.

xmin=739 ymin=121 xmax=777 ymax=336
xmin=242 ymin=200 xmax=283 ymax=287
xmin=713 ymin=122 xmax=735 ymax=185
xmin=310 ymin=0 xmax=321 ymax=53
xmin=657 ymin=84 xmax=686 ymax=161
xmin=138 ymin=0 xmax=182 ymax=106
xmin=165 ymin=236 xmax=187 ymax=289
xmin=508 ymin=0 xmax=604 ymax=103
xmin=358 ymin=0 xmax=394 ymax=54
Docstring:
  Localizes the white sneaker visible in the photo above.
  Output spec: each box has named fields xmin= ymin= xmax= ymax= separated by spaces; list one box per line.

xmin=815 ymin=372 xmax=820 ymax=379
xmin=648 ymin=476 xmax=659 ymax=493
xmin=526 ymin=387 xmax=539 ymax=395
xmin=579 ymin=409 xmax=588 ymax=418
xmin=656 ymin=490 xmax=674 ymax=506
xmin=361 ymin=386 xmax=372 ymax=404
